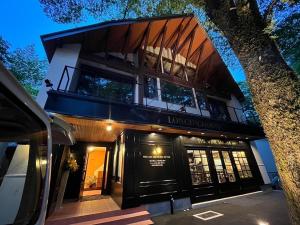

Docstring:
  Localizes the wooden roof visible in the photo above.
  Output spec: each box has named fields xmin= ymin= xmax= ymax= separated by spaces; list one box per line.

xmin=41 ymin=14 xmax=244 ymax=100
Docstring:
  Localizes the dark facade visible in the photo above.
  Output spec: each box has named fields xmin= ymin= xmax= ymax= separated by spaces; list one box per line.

xmin=39 ymin=14 xmax=267 ymax=213
xmin=59 ymin=129 xmax=263 ymax=209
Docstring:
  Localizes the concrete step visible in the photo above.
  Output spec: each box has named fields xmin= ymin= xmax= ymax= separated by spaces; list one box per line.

xmin=46 ymin=206 xmax=153 ymax=225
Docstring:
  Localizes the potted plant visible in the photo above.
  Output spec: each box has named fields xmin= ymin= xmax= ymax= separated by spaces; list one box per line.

xmin=56 ymin=154 xmax=79 ymax=210
xmin=65 ymin=156 xmax=79 ymax=172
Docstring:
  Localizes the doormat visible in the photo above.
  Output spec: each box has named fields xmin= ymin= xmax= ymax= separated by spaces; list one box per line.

xmin=193 ymin=210 xmax=224 ymax=221
xmin=80 ymin=195 xmax=109 ymax=202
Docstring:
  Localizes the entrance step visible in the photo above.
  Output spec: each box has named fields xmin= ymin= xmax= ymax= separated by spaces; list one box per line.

xmin=45 ymin=206 xmax=153 ymax=225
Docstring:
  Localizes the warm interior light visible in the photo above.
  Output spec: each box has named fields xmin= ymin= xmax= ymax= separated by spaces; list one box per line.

xmin=257 ymin=220 xmax=269 ymax=225
xmin=201 ymin=132 xmax=205 ymax=135
xmin=153 ymin=146 xmax=162 ymax=155
xmin=156 ymin=146 xmax=162 ymax=154
xmin=106 ymin=124 xmax=112 ymax=131
xmin=87 ymin=146 xmax=94 ymax=152
xmin=158 ymin=127 xmax=163 ymax=131
xmin=187 ymin=131 xmax=191 ymax=134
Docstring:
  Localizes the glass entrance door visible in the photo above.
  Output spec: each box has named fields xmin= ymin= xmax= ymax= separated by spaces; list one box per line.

xmin=212 ymin=150 xmax=239 ymax=194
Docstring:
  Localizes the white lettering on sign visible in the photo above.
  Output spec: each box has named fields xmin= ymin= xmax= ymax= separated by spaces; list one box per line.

xmin=142 ymin=155 xmax=171 ymax=167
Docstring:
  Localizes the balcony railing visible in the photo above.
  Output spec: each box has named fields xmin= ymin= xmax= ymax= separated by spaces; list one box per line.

xmin=55 ymin=65 xmax=261 ymax=127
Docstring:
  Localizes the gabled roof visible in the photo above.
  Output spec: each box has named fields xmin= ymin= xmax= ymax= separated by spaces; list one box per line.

xmin=41 ymin=14 xmax=244 ymax=100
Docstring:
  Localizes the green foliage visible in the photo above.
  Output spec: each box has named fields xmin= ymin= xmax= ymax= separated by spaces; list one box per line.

xmin=0 ymin=36 xmax=47 ymax=97
xmin=274 ymin=13 xmax=300 ymax=75
xmin=237 ymin=81 xmax=260 ymax=123
xmin=0 ymin=36 xmax=10 ymax=64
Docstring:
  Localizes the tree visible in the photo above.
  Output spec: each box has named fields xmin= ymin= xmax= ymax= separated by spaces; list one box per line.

xmin=0 ymin=36 xmax=10 ymax=64
xmin=274 ymin=13 xmax=300 ymax=75
xmin=39 ymin=1 xmax=300 ymax=223
xmin=0 ymin=37 xmax=47 ymax=97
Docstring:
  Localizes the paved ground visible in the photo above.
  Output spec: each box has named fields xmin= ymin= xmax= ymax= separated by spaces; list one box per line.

xmin=153 ymin=191 xmax=291 ymax=225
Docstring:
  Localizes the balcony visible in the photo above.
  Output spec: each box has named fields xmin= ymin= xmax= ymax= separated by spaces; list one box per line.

xmin=46 ymin=65 xmax=262 ymax=135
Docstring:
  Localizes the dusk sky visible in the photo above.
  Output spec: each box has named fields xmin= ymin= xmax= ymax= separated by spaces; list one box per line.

xmin=0 ymin=0 xmax=248 ymax=81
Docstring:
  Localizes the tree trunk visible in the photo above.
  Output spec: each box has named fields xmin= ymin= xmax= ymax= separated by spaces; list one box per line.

xmin=201 ymin=2 xmax=300 ymax=224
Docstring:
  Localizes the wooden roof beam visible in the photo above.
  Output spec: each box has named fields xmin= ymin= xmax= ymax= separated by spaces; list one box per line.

xmin=122 ymin=24 xmax=132 ymax=54
xmin=170 ymin=24 xmax=183 ymax=76
xmin=175 ymin=24 xmax=198 ymax=55
xmin=139 ymin=22 xmax=152 ymax=68
xmin=188 ymin=38 xmax=208 ymax=62
xmin=153 ymin=20 xmax=169 ymax=48
xmin=197 ymin=52 xmax=216 ymax=83
xmin=156 ymin=24 xmax=167 ymax=72
xmin=194 ymin=43 xmax=206 ymax=81
xmin=182 ymin=29 xmax=196 ymax=75
xmin=164 ymin=17 xmax=187 ymax=48
xmin=133 ymin=22 xmax=151 ymax=53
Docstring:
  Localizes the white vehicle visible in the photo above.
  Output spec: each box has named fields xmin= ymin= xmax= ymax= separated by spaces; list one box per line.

xmin=0 ymin=62 xmax=74 ymax=225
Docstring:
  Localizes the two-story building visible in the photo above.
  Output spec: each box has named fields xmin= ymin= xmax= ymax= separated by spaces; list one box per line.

xmin=37 ymin=14 xmax=271 ymax=213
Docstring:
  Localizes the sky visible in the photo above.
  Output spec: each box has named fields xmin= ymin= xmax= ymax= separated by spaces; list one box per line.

xmin=0 ymin=0 xmax=246 ymax=81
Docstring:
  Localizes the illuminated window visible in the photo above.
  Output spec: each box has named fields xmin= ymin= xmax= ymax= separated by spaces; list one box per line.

xmin=212 ymin=151 xmax=226 ymax=183
xmin=187 ymin=150 xmax=212 ymax=185
xmin=232 ymin=151 xmax=253 ymax=179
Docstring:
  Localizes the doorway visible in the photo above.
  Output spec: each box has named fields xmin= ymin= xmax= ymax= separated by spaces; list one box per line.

xmin=187 ymin=148 xmax=255 ymax=202
xmin=81 ymin=146 xmax=107 ymax=198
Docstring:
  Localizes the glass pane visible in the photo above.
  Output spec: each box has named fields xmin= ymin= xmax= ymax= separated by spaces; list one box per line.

xmin=195 ymin=91 xmax=207 ymax=110
xmin=207 ymin=98 xmax=230 ymax=121
xmin=77 ymin=71 xmax=134 ymax=103
xmin=222 ymin=151 xmax=236 ymax=182
xmin=161 ymin=81 xmax=196 ymax=107
xmin=232 ymin=151 xmax=253 ymax=179
xmin=212 ymin=151 xmax=226 ymax=183
xmin=188 ymin=150 xmax=212 ymax=185
xmin=144 ymin=77 xmax=158 ymax=99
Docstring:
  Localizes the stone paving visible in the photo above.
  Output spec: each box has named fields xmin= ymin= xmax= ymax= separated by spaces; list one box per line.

xmin=153 ymin=191 xmax=291 ymax=225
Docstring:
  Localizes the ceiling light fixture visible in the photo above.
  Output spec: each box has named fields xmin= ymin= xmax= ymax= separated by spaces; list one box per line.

xmin=201 ymin=132 xmax=205 ymax=135
xmin=158 ymin=127 xmax=163 ymax=131
xmin=187 ymin=131 xmax=191 ymax=134
xmin=106 ymin=124 xmax=112 ymax=131
xmin=87 ymin=146 xmax=94 ymax=152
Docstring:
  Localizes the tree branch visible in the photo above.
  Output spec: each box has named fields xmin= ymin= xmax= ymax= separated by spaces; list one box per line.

xmin=263 ymin=0 xmax=279 ymax=23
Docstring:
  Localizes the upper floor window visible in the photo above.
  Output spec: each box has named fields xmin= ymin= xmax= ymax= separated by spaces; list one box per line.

xmin=160 ymin=81 xmax=196 ymax=107
xmin=76 ymin=67 xmax=134 ymax=104
xmin=206 ymin=97 xmax=231 ymax=121
xmin=195 ymin=91 xmax=208 ymax=110
xmin=144 ymin=77 xmax=158 ymax=99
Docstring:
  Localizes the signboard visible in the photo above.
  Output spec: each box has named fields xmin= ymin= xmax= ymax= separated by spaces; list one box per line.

xmin=137 ymin=144 xmax=175 ymax=182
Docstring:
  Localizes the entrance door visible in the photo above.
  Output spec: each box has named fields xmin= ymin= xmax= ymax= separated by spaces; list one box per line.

xmin=187 ymin=149 xmax=216 ymax=202
xmin=211 ymin=150 xmax=240 ymax=195
xmin=81 ymin=146 xmax=107 ymax=198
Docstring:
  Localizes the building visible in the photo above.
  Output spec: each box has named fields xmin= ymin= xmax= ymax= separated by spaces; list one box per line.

xmin=37 ymin=14 xmax=272 ymax=213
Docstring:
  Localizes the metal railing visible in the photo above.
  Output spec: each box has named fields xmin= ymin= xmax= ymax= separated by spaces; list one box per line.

xmin=55 ymin=65 xmax=261 ymax=127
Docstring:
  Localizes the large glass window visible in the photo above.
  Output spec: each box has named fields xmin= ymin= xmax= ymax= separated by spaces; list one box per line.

xmin=195 ymin=91 xmax=208 ymax=110
xmin=77 ymin=69 xmax=134 ymax=104
xmin=232 ymin=151 xmax=253 ymax=179
xmin=212 ymin=151 xmax=226 ymax=183
xmin=207 ymin=98 xmax=230 ymax=121
xmin=222 ymin=151 xmax=236 ymax=182
xmin=187 ymin=150 xmax=212 ymax=185
xmin=161 ymin=81 xmax=195 ymax=107
xmin=144 ymin=77 xmax=158 ymax=99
